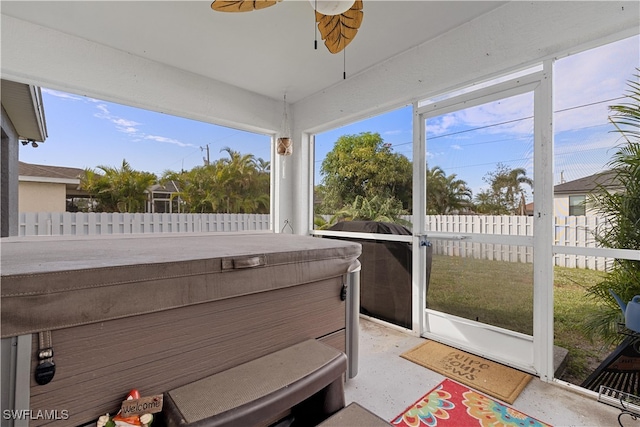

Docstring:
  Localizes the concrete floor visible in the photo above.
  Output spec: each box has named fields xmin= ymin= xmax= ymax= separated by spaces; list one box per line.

xmin=345 ymin=318 xmax=625 ymax=427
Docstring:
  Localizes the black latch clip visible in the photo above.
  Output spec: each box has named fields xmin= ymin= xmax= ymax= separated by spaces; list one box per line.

xmin=340 ymin=283 xmax=348 ymax=301
xmin=35 ymin=332 xmax=56 ymax=385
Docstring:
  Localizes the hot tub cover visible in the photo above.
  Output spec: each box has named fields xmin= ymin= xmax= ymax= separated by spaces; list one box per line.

xmin=328 ymin=220 xmax=412 ymax=235
xmin=1 ymin=232 xmax=361 ymax=338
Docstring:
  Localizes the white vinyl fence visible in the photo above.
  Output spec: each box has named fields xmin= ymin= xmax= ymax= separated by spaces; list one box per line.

xmin=19 ymin=212 xmax=271 ymax=236
xmin=20 ymin=212 xmax=609 ymax=270
xmin=416 ymin=214 xmax=610 ymax=271
xmin=422 ymin=215 xmax=535 ymax=265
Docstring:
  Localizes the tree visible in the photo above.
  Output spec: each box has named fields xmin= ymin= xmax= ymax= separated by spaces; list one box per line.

xmin=473 ymin=189 xmax=504 ymax=214
xmin=474 ymin=163 xmax=533 ymax=214
xmin=218 ymin=147 xmax=269 ymax=213
xmin=583 ymin=72 xmax=640 ymax=345
xmin=80 ymin=159 xmax=157 ymax=213
xmin=255 ymin=157 xmax=271 ymax=173
xmin=426 ymin=165 xmax=473 ymax=214
xmin=332 ymin=195 xmax=411 ymax=227
xmin=161 ymin=148 xmax=269 ymax=214
xmin=162 ymin=164 xmax=225 ymax=213
xmin=319 ymin=132 xmax=412 ymax=213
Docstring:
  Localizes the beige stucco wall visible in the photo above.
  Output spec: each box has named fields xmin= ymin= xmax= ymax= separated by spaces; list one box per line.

xmin=19 ymin=181 xmax=66 ymax=212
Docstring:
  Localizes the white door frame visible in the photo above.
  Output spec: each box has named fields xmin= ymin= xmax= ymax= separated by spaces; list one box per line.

xmin=414 ymin=66 xmax=555 ymax=379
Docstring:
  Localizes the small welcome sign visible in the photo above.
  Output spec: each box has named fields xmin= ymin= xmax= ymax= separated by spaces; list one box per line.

xmin=401 ymin=340 xmax=532 ymax=404
xmin=97 ymin=390 xmax=163 ymax=427
xmin=120 ymin=395 xmax=164 ymax=417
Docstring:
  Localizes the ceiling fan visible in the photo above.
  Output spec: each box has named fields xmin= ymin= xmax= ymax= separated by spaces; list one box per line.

xmin=210 ymin=0 xmax=364 ymax=54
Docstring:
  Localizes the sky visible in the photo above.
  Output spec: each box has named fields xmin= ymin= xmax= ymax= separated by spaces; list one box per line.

xmin=314 ymin=34 xmax=639 ymax=199
xmin=20 ymin=91 xmax=271 ymax=176
xmin=20 ymin=35 xmax=639 ymax=200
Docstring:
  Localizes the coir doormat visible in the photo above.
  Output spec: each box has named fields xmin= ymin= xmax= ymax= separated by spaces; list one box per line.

xmin=400 ymin=340 xmax=532 ymax=404
xmin=391 ymin=378 xmax=552 ymax=427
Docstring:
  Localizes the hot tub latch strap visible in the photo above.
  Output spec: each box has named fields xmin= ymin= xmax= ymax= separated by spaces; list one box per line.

xmin=35 ymin=330 xmax=56 ymax=385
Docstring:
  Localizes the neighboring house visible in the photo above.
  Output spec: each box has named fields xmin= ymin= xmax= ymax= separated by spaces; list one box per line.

xmin=19 ymin=161 xmax=182 ymax=213
xmin=553 ymin=171 xmax=621 ymax=217
xmin=524 ymin=202 xmax=535 ymax=217
xmin=18 ymin=161 xmax=86 ymax=212
xmin=147 ymin=181 xmax=181 ymax=213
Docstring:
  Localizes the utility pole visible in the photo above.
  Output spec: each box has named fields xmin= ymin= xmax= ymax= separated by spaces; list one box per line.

xmin=201 ymin=144 xmax=210 ymax=166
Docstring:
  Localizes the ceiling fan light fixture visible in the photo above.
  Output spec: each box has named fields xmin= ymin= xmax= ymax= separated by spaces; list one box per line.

xmin=309 ymin=0 xmax=355 ymax=16
xmin=210 ymin=0 xmax=363 ymax=54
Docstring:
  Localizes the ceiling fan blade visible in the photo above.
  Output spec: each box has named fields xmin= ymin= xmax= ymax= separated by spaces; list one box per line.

xmin=315 ymin=0 xmax=363 ymax=54
xmin=211 ymin=0 xmax=281 ymax=12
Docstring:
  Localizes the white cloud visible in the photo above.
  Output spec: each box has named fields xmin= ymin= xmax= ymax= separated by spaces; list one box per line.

xmin=554 ymin=131 xmax=623 ymax=183
xmin=554 ymin=132 xmax=620 ymax=157
xmin=95 ymin=104 xmax=108 ymax=114
xmin=427 ymin=113 xmax=457 ymax=136
xmin=427 ymin=93 xmax=534 ymax=138
xmin=457 ymin=93 xmax=534 ymax=136
xmin=451 ymin=144 xmax=462 ymax=150
xmin=423 ymin=36 xmax=638 ymax=143
xmin=554 ymin=36 xmax=638 ymax=112
xmin=94 ymin=104 xmax=141 ymax=134
xmin=144 ymin=135 xmax=195 ymax=148
xmin=42 ymin=88 xmax=82 ymax=101
xmin=42 ymin=89 xmax=104 ymax=107
xmin=92 ymin=103 xmax=195 ymax=148
xmin=554 ymin=102 xmax=611 ymax=134
xmin=113 ymin=118 xmax=140 ymax=128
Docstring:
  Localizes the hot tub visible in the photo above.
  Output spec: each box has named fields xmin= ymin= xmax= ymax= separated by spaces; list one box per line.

xmin=1 ymin=232 xmax=361 ymax=427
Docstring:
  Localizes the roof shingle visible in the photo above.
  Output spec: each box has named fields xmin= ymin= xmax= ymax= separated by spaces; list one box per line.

xmin=553 ymin=170 xmax=621 ymax=195
xmin=19 ymin=161 xmax=84 ymax=180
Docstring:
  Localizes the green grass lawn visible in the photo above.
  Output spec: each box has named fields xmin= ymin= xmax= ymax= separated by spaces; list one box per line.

xmin=426 ymin=254 xmax=613 ymax=385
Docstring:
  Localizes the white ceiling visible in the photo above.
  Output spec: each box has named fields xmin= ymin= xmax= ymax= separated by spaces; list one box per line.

xmin=0 ymin=1 xmax=505 ymax=103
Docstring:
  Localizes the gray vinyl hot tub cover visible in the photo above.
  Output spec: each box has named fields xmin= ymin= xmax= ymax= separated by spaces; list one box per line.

xmin=1 ymin=232 xmax=361 ymax=338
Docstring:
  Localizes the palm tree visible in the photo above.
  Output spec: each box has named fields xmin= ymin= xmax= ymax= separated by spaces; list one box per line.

xmin=80 ymin=168 xmax=113 ymax=211
xmin=164 ymin=148 xmax=270 ymax=214
xmin=498 ymin=167 xmax=533 ymax=214
xmin=426 ymin=165 xmax=473 ymax=214
xmin=80 ymin=159 xmax=156 ymax=213
xmin=473 ymin=189 xmax=504 ymax=214
xmin=217 ymin=147 xmax=270 ymax=213
xmin=480 ymin=163 xmax=533 ymax=214
xmin=255 ymin=158 xmax=271 ymax=173
xmin=583 ymin=72 xmax=640 ymax=344
xmin=333 ymin=195 xmax=411 ymax=227
xmin=314 ymin=214 xmax=337 ymax=230
xmin=426 ymin=166 xmax=446 ymax=212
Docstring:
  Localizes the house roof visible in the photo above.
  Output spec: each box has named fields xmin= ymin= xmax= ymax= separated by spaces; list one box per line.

xmin=553 ymin=170 xmax=621 ymax=195
xmin=19 ymin=161 xmax=83 ymax=182
xmin=149 ymin=181 xmax=180 ymax=194
xmin=1 ymin=80 xmax=47 ymax=141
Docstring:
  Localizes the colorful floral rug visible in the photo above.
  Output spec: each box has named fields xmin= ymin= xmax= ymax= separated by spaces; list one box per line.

xmin=391 ymin=379 xmax=552 ymax=427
